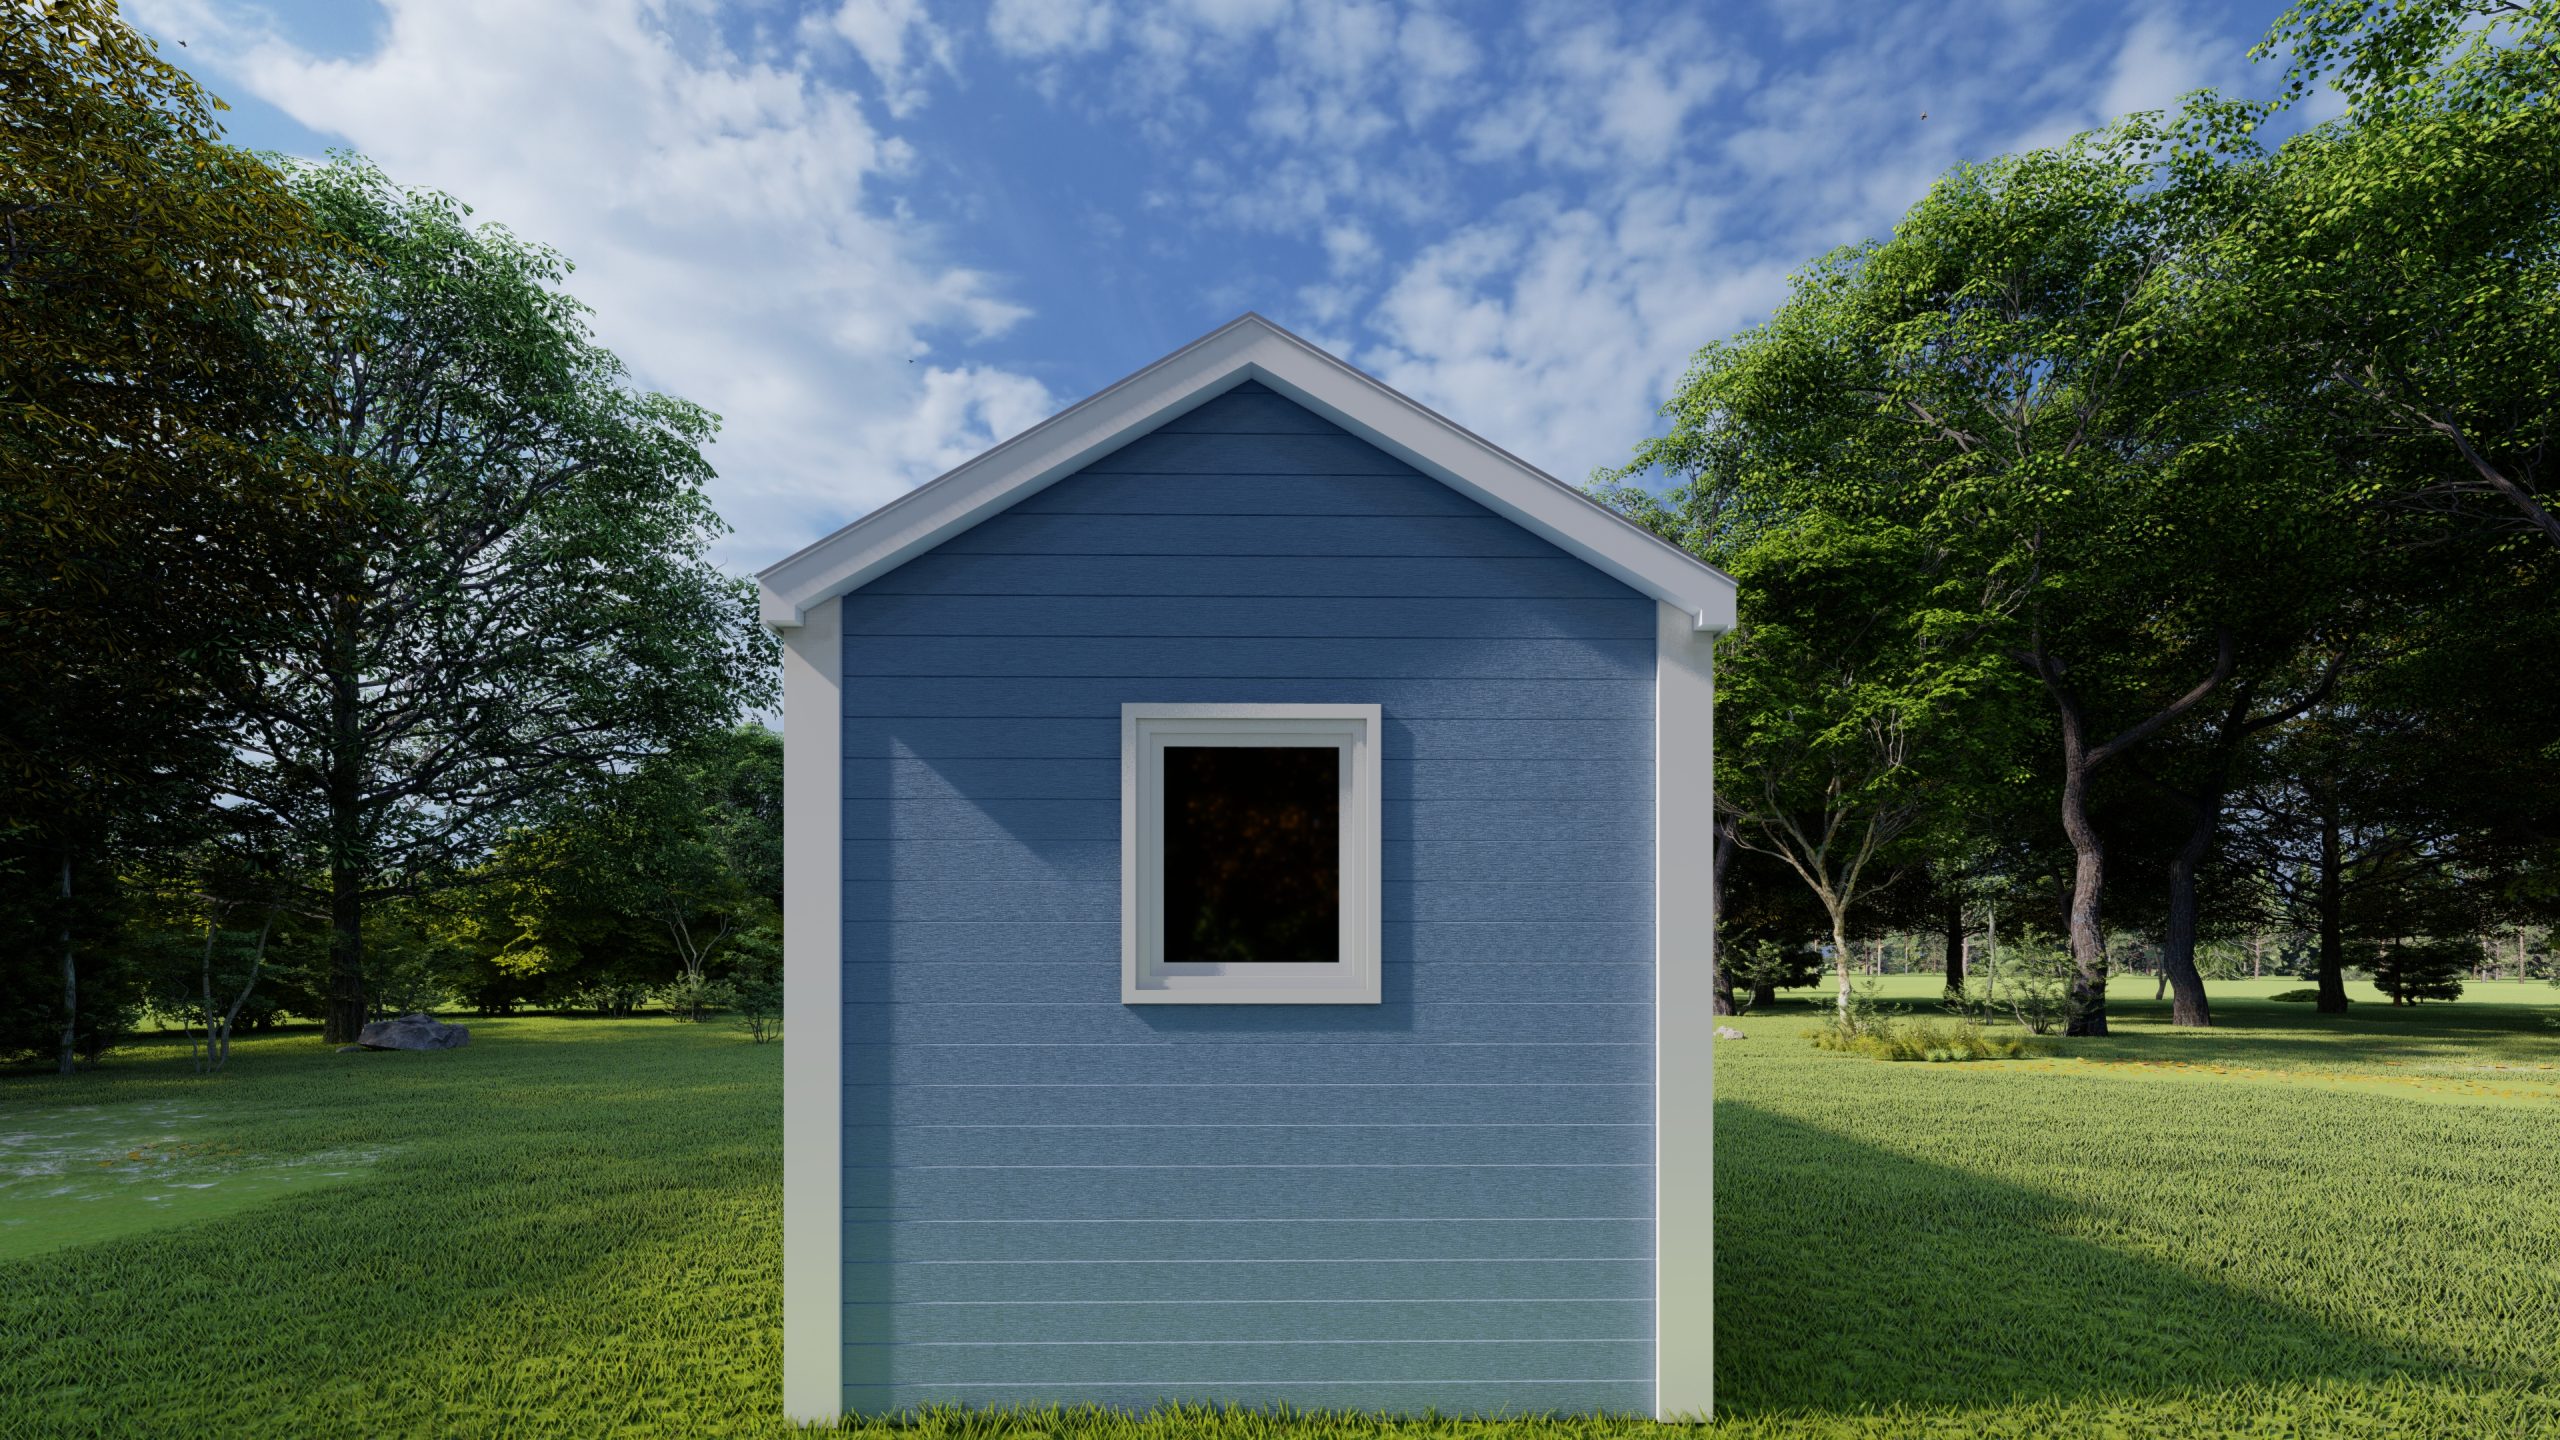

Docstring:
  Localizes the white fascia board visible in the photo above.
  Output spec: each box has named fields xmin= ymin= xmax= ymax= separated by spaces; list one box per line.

xmin=758 ymin=314 xmax=1737 ymax=633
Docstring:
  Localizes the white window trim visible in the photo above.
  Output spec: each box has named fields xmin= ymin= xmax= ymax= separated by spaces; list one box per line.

xmin=1121 ymin=703 xmax=1383 ymax=1005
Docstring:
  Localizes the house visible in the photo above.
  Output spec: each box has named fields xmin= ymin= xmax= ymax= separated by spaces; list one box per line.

xmin=758 ymin=314 xmax=1735 ymax=1422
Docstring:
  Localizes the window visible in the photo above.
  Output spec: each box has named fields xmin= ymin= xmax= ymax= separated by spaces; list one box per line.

xmin=1122 ymin=704 xmax=1382 ymax=1003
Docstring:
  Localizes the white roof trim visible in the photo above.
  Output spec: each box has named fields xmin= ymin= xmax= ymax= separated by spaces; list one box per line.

xmin=756 ymin=313 xmax=1738 ymax=632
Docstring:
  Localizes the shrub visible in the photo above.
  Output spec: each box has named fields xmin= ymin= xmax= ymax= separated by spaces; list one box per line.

xmin=561 ymin=979 xmax=650 ymax=1018
xmin=1723 ymin=939 xmax=1812 ymax=1014
xmin=1941 ymin=978 xmax=1998 ymax=1025
xmin=1989 ymin=927 xmax=2081 ymax=1035
xmin=1808 ymin=1015 xmax=2041 ymax=1063
xmin=726 ymin=926 xmax=781 ymax=1044
xmin=2268 ymin=987 xmax=2325 ymax=1002
xmin=652 ymin=974 xmax=737 ymax=1022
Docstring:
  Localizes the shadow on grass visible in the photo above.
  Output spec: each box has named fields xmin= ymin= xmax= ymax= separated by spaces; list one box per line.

xmin=1712 ymin=1101 xmax=2477 ymax=1421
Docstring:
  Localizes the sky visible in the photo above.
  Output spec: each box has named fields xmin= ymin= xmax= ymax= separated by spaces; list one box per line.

xmin=129 ymin=0 xmax=2319 ymax=575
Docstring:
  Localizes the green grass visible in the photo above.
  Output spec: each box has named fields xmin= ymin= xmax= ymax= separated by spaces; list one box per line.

xmin=1 ymin=981 xmax=2557 ymax=1438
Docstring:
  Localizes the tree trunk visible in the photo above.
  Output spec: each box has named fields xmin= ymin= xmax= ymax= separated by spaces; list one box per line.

xmin=1831 ymin=908 xmax=1854 ymax=1017
xmin=2022 ymin=630 xmax=2232 ymax=1040
xmin=1942 ymin=896 xmax=1966 ymax=999
xmin=2314 ymin=798 xmax=2348 ymax=1013
xmin=327 ymin=864 xmax=365 ymax=1043
xmin=1710 ymin=819 xmax=1738 ymax=1016
xmin=57 ymin=851 xmax=76 ymax=1076
xmin=2057 ymin=752 xmax=2111 ymax=1036
xmin=198 ymin=918 xmax=219 ymax=1075
xmin=214 ymin=910 xmax=277 ymax=1072
xmin=2156 ymin=793 xmax=2216 ymax=1028
xmin=323 ymin=596 xmax=367 ymax=1045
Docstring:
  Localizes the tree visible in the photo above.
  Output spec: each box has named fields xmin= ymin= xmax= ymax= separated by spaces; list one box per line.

xmin=1616 ymin=126 xmax=2369 ymax=1034
xmin=1869 ymin=137 xmax=2335 ymax=1037
xmin=1598 ymin=493 xmax=2010 ymax=1015
xmin=573 ymin=727 xmax=783 ymax=1019
xmin=726 ymin=923 xmax=784 ymax=1044
xmin=2228 ymin=693 xmax=2446 ymax=1011
xmin=0 ymin=827 xmax=147 ymax=1067
xmin=2229 ymin=0 xmax=2560 ymax=549
xmin=2368 ymin=936 xmax=2474 ymax=1004
xmin=1598 ymin=267 xmax=2028 ymax=1020
xmin=1712 ymin=843 xmax=1830 ymax=1011
xmin=439 ymin=726 xmax=783 ymax=1020
xmin=1713 ymin=519 xmax=1999 ymax=1014
xmin=2137 ymin=642 xmax=2355 ymax=1027
xmin=215 ymin=156 xmax=776 ymax=1043
xmin=2 ymin=0 xmax=354 ymax=1071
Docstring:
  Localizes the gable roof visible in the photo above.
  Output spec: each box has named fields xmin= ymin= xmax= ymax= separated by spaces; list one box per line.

xmin=757 ymin=313 xmax=1737 ymax=631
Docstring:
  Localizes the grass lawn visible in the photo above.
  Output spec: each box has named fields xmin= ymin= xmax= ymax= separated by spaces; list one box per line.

xmin=2 ymin=978 xmax=2557 ymax=1438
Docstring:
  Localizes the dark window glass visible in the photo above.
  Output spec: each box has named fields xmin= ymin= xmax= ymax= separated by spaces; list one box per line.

xmin=1163 ymin=745 xmax=1340 ymax=964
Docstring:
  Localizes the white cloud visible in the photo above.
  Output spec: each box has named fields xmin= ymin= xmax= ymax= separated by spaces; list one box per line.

xmin=1460 ymin=6 xmax=1737 ymax=172
xmin=1319 ymin=220 xmax=1378 ymax=276
xmin=805 ymin=0 xmax=957 ymax=118
xmin=134 ymin=0 xmax=1052 ymax=569
xmin=1215 ymin=2 xmax=2258 ymax=484
xmin=1167 ymin=0 xmax=1292 ymax=39
xmin=2099 ymin=5 xmax=2244 ymax=121
xmin=1355 ymin=191 xmax=1789 ymax=484
xmin=988 ymin=0 xmax=1115 ymax=58
xmin=883 ymin=365 xmax=1061 ymax=477
xmin=1391 ymin=9 xmax=1478 ymax=123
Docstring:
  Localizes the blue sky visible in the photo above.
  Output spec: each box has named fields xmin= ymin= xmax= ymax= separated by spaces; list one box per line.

xmin=133 ymin=0 xmax=2317 ymax=572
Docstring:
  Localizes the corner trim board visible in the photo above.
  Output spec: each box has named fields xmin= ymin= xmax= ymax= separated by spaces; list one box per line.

xmin=781 ymin=597 xmax=844 ymax=1422
xmin=1655 ymin=600 xmax=1715 ymax=1420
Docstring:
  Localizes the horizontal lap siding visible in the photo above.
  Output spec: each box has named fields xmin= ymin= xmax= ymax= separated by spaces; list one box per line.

xmin=839 ymin=381 xmax=1653 ymax=1416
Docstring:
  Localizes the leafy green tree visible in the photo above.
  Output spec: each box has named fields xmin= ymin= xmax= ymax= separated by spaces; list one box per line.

xmin=2137 ymin=639 xmax=2358 ymax=1027
xmin=726 ymin=923 xmax=783 ymax=1043
xmin=1615 ymin=127 xmax=2367 ymax=1034
xmin=1599 ymin=314 xmax=2025 ymax=1020
xmin=1705 ymin=518 xmax=2007 ymax=1014
xmin=438 ymin=727 xmax=782 ymax=1020
xmin=212 ymin=156 xmax=776 ymax=1042
xmin=2 ymin=0 xmax=355 ymax=1071
xmin=2225 ymin=0 xmax=2560 ymax=548
xmin=122 ymin=820 xmax=304 ymax=1071
xmin=573 ymin=727 xmax=783 ymax=1018
xmin=0 ymin=829 xmax=147 ymax=1068
xmin=1865 ymin=138 xmax=2350 ymax=1037
xmin=1712 ymin=842 xmax=1830 ymax=1012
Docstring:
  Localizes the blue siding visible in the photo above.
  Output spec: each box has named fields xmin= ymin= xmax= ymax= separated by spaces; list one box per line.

xmin=839 ymin=380 xmax=1654 ymax=1417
